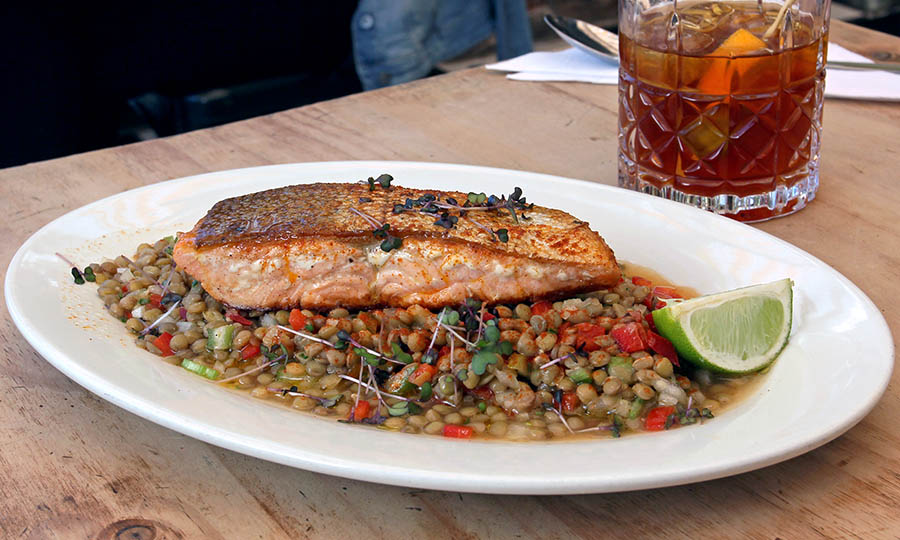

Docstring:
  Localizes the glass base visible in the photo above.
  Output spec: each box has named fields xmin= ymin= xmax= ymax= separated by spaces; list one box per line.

xmin=618 ymin=155 xmax=819 ymax=223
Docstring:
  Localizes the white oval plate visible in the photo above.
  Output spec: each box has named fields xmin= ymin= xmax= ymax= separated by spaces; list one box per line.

xmin=6 ymin=161 xmax=894 ymax=494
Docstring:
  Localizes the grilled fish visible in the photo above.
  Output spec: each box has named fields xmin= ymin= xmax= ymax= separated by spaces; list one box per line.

xmin=173 ymin=181 xmax=620 ymax=309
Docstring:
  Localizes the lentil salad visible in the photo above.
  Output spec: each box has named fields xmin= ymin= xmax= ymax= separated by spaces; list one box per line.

xmin=69 ymin=236 xmax=760 ymax=441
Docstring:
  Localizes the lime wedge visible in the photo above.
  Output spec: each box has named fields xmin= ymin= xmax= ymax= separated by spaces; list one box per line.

xmin=652 ymin=279 xmax=793 ymax=374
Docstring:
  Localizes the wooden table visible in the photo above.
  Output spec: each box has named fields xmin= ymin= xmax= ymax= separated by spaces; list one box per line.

xmin=2 ymin=20 xmax=898 ymax=539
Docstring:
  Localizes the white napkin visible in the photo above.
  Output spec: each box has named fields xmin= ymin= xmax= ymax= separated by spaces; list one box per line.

xmin=486 ymin=43 xmax=900 ymax=101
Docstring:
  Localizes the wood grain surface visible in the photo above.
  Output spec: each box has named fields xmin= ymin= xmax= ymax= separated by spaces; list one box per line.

xmin=1 ymin=20 xmax=898 ymax=539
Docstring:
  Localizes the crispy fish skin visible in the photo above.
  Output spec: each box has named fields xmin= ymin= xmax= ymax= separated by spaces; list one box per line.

xmin=173 ymin=182 xmax=620 ymax=309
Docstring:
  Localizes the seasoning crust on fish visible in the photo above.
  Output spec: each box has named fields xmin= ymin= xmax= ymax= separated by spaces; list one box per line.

xmin=173 ymin=181 xmax=620 ymax=309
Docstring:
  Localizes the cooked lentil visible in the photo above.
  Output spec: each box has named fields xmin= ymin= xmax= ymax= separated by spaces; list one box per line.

xmin=85 ymin=236 xmax=762 ymax=441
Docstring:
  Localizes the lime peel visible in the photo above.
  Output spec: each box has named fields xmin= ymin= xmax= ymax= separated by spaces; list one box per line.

xmin=652 ymin=279 xmax=793 ymax=374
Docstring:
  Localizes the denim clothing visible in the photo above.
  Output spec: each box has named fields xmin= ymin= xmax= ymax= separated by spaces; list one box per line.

xmin=352 ymin=0 xmax=533 ymax=90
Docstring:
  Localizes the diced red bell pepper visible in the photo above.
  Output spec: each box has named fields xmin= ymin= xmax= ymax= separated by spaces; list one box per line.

xmin=241 ymin=344 xmax=260 ymax=360
xmin=631 ymin=276 xmax=653 ymax=287
xmin=610 ymin=322 xmax=648 ymax=353
xmin=149 ymin=293 xmax=162 ymax=307
xmin=561 ymin=392 xmax=579 ymax=413
xmin=644 ymin=312 xmax=657 ymax=331
xmin=409 ymin=364 xmax=437 ymax=386
xmin=531 ymin=301 xmax=553 ymax=316
xmin=644 ymin=405 xmax=676 ymax=431
xmin=469 ymin=385 xmax=494 ymax=402
xmin=643 ymin=286 xmax=684 ymax=311
xmin=442 ymin=425 xmax=474 ymax=439
xmin=646 ymin=331 xmax=680 ymax=367
xmin=226 ymin=309 xmax=253 ymax=326
xmin=289 ymin=309 xmax=307 ymax=331
xmin=652 ymin=286 xmax=681 ymax=299
xmin=482 ymin=312 xmax=496 ymax=321
xmin=573 ymin=323 xmax=606 ymax=352
xmin=152 ymin=332 xmax=174 ymax=357
xmin=352 ymin=400 xmax=371 ymax=422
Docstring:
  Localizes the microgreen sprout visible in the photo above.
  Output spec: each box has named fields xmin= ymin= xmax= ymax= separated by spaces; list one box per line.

xmin=271 ymin=387 xmax=342 ymax=408
xmin=139 ymin=298 xmax=182 ymax=336
xmin=280 ymin=325 xmax=405 ymax=366
xmin=419 ymin=382 xmax=433 ymax=401
xmin=217 ymin=358 xmax=281 ymax=384
xmin=118 ymin=255 xmax=163 ymax=288
xmin=349 ymin=206 xmax=403 ymax=253
xmin=545 ymin=402 xmax=575 ymax=434
xmin=365 ymin=174 xmax=394 ymax=191
xmin=388 ymin=186 xmax=532 ymax=241
xmin=388 ymin=401 xmax=422 ymax=416
xmin=471 ymin=351 xmax=499 ymax=376
xmin=611 ymin=415 xmax=623 ymax=438
xmin=467 ymin=192 xmax=487 ymax=204
xmin=391 ymin=343 xmax=413 ymax=364
xmin=338 ymin=374 xmax=413 ymax=403
xmin=56 ymin=253 xmax=86 ymax=284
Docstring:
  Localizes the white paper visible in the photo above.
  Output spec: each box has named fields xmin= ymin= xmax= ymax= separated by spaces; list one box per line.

xmin=486 ymin=43 xmax=900 ymax=102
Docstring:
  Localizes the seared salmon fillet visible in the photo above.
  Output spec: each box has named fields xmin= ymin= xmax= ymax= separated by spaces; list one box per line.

xmin=173 ymin=181 xmax=619 ymax=309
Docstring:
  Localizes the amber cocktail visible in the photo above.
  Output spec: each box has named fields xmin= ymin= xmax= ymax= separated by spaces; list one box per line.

xmin=618 ymin=0 xmax=830 ymax=222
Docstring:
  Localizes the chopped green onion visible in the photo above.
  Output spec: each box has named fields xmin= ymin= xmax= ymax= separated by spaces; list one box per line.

xmin=83 ymin=266 xmax=96 ymax=282
xmin=71 ymin=267 xmax=85 ymax=284
xmin=628 ymin=398 xmax=645 ymax=419
xmin=207 ymin=325 xmax=234 ymax=350
xmin=181 ymin=359 xmax=220 ymax=380
xmin=566 ymin=367 xmax=592 ymax=384
xmin=477 ymin=401 xmax=487 ymax=412
xmin=139 ymin=298 xmax=149 ymax=305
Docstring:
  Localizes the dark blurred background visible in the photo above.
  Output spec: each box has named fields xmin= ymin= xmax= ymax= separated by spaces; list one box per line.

xmin=1 ymin=0 xmax=897 ymax=169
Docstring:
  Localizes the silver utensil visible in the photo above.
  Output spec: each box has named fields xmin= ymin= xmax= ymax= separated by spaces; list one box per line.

xmin=544 ymin=14 xmax=900 ymax=74
xmin=827 ymin=60 xmax=900 ymax=73
xmin=543 ymin=14 xmax=618 ymax=61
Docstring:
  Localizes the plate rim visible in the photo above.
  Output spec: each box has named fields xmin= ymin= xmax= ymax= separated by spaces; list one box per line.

xmin=5 ymin=160 xmax=895 ymax=494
